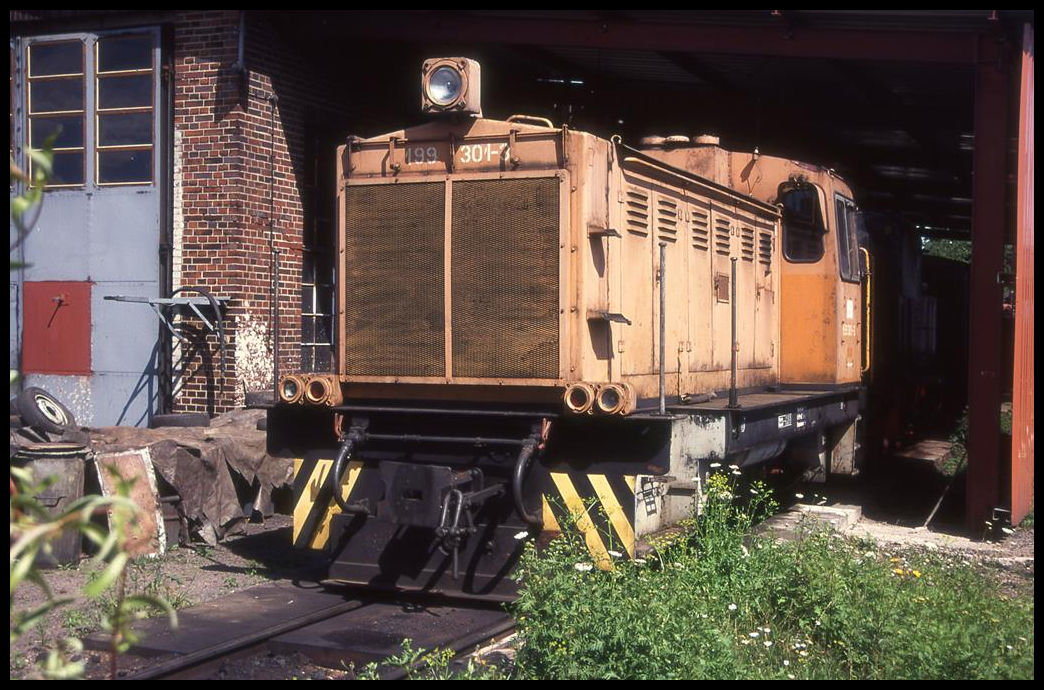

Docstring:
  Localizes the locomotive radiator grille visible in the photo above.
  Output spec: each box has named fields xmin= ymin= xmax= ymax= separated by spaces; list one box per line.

xmin=344 ymin=182 xmax=445 ymax=377
xmin=451 ymin=178 xmax=560 ymax=379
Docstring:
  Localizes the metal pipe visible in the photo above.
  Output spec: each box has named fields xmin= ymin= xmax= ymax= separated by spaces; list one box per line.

xmin=658 ymin=241 xmax=667 ymax=415
xmin=365 ymin=433 xmax=529 ymax=446
xmin=728 ymin=257 xmax=739 ymax=409
xmin=268 ymin=92 xmax=279 ymax=396
xmin=332 ymin=405 xmax=559 ymax=419
xmin=329 ymin=425 xmax=370 ymax=515
xmin=273 ymin=248 xmax=280 ymax=395
xmin=512 ymin=437 xmax=543 ymax=526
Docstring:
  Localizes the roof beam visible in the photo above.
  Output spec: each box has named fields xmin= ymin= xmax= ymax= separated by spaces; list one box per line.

xmin=338 ymin=11 xmax=978 ymax=64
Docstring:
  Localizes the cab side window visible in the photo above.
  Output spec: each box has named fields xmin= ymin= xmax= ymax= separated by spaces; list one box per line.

xmin=779 ymin=183 xmax=826 ymax=263
xmin=835 ymin=195 xmax=861 ymax=282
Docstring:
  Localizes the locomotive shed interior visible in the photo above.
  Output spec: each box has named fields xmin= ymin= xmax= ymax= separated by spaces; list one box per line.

xmin=10 ymin=11 xmax=1032 ymax=605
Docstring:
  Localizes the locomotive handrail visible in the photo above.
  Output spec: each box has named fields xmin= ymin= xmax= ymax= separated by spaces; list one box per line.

xmin=860 ymin=246 xmax=873 ymax=375
xmin=505 ymin=114 xmax=555 ymax=128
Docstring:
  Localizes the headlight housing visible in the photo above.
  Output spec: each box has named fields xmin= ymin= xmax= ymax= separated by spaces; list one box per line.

xmin=421 ymin=57 xmax=482 ymax=116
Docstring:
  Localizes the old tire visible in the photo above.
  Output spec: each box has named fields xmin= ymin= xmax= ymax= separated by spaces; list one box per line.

xmin=16 ymin=387 xmax=77 ymax=434
xmin=149 ymin=413 xmax=211 ymax=429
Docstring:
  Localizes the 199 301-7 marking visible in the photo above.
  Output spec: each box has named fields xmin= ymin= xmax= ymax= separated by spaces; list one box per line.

xmin=403 ymin=142 xmax=507 ymax=166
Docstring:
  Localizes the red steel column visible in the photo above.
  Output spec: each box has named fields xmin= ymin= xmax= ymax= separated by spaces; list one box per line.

xmin=1010 ymin=24 xmax=1034 ymax=526
xmin=965 ymin=33 xmax=1011 ymax=532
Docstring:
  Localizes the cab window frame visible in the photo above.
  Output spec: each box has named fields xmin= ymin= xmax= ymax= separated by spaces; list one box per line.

xmin=779 ymin=181 xmax=827 ymax=264
xmin=834 ymin=193 xmax=861 ymax=283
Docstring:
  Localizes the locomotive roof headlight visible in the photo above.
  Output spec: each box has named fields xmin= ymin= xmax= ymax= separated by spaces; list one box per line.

xmin=422 ymin=58 xmax=482 ymax=116
xmin=428 ymin=65 xmax=462 ymax=106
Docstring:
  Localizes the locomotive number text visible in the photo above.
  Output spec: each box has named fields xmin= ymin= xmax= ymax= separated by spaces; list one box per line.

xmin=458 ymin=143 xmax=505 ymax=164
xmin=405 ymin=146 xmax=439 ymax=165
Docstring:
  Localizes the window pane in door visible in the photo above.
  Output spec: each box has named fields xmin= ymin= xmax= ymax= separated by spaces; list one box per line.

xmin=97 ymin=35 xmax=151 ymax=73
xmin=98 ymin=111 xmax=151 ymax=147
xmin=97 ymin=73 xmax=151 ymax=109
xmin=98 ymin=148 xmax=151 ymax=184
xmin=28 ymin=41 xmax=82 ymax=77
xmin=29 ymin=77 xmax=83 ymax=113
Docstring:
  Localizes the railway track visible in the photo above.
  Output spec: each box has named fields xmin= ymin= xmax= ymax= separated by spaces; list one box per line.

xmin=87 ymin=582 xmax=514 ymax=679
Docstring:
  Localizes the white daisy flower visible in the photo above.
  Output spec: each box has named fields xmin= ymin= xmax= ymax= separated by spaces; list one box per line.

xmin=763 ymin=640 xmax=773 ymax=647
xmin=749 ymin=631 xmax=760 ymax=638
xmin=728 ymin=603 xmax=738 ymax=611
xmin=710 ymin=462 xmax=722 ymax=468
xmin=795 ymin=493 xmax=805 ymax=499
xmin=608 ymin=550 xmax=623 ymax=558
xmin=574 ymin=562 xmax=593 ymax=572
xmin=514 ymin=530 xmax=530 ymax=540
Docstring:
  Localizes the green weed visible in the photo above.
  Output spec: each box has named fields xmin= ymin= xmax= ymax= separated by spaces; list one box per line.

xmin=352 ymin=638 xmax=506 ymax=680
xmin=510 ymin=471 xmax=1034 ymax=680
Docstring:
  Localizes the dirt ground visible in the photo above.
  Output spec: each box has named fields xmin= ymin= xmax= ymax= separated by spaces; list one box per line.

xmin=10 ymin=469 xmax=1034 ymax=680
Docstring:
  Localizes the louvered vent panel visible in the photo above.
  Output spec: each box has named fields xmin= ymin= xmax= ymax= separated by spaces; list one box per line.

xmin=691 ymin=205 xmax=710 ymax=251
xmin=451 ymin=178 xmax=560 ymax=379
xmin=656 ymin=197 xmax=679 ymax=242
xmin=714 ymin=217 xmax=732 ymax=256
xmin=758 ymin=229 xmax=774 ymax=267
xmin=625 ymin=187 xmax=650 ymax=236
xmin=343 ymin=182 xmax=445 ymax=376
xmin=740 ymin=225 xmax=755 ymax=262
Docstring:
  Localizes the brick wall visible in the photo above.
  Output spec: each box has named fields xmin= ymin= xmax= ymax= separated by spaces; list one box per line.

xmin=172 ymin=10 xmax=348 ymax=413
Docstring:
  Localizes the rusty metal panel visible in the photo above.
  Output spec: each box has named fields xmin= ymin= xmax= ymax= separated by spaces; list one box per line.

xmin=21 ymin=280 xmax=92 ymax=375
xmin=450 ymin=177 xmax=560 ymax=379
xmin=1011 ymin=24 xmax=1034 ymax=526
xmin=94 ymin=448 xmax=165 ymax=557
xmin=343 ymin=182 xmax=445 ymax=377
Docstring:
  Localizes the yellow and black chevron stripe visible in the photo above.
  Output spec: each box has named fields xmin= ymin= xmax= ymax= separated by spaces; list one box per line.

xmin=292 ymin=457 xmax=639 ymax=566
xmin=541 ymin=471 xmax=636 ymax=569
xmin=292 ymin=456 xmax=364 ymax=550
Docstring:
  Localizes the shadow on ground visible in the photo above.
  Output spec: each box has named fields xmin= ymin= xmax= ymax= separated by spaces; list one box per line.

xmin=799 ymin=454 xmax=970 ymax=537
xmin=199 ymin=520 xmax=330 ymax=583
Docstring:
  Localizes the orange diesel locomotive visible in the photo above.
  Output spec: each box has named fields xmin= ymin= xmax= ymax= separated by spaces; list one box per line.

xmin=264 ymin=58 xmax=867 ymax=600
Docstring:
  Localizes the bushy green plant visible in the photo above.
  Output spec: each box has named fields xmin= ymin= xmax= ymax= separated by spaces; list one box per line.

xmin=510 ymin=471 xmax=1033 ymax=680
